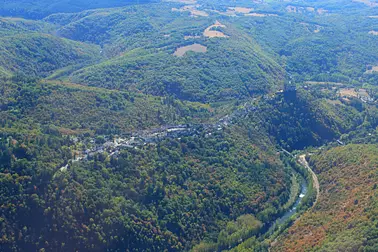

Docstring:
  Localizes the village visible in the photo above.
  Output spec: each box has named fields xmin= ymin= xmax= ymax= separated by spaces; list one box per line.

xmin=58 ymin=102 xmax=258 ymax=172
xmin=58 ymin=79 xmax=377 ymax=173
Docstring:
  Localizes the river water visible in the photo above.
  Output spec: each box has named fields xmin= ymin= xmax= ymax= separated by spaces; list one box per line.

xmin=277 ymin=176 xmax=308 ymax=225
xmin=266 ymin=175 xmax=308 ymax=235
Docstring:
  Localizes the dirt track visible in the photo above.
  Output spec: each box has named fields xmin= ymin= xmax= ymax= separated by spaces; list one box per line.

xmin=298 ymin=154 xmax=320 ymax=206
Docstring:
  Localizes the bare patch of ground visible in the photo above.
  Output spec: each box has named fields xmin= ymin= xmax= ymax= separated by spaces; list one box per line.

xmin=229 ymin=7 xmax=254 ymax=14
xmin=210 ymin=7 xmax=254 ymax=16
xmin=191 ymin=9 xmax=208 ymax=17
xmin=314 ymin=25 xmax=322 ymax=33
xmin=203 ymin=21 xmax=229 ymax=38
xmin=365 ymin=65 xmax=378 ymax=73
xmin=245 ymin=13 xmax=278 ymax=17
xmin=210 ymin=9 xmax=236 ymax=17
xmin=172 ymin=5 xmax=208 ymax=17
xmin=339 ymin=88 xmax=358 ymax=98
xmin=173 ymin=43 xmax=207 ymax=57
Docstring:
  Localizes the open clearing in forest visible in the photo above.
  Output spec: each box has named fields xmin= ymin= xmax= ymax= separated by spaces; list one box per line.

xmin=211 ymin=7 xmax=253 ymax=16
xmin=245 ymin=12 xmax=278 ymax=17
xmin=314 ymin=25 xmax=322 ymax=33
xmin=190 ymin=9 xmax=208 ymax=17
xmin=230 ymin=7 xmax=254 ymax=14
xmin=339 ymin=88 xmax=358 ymax=98
xmin=172 ymin=5 xmax=208 ymax=17
xmin=203 ymin=21 xmax=229 ymax=38
xmin=173 ymin=43 xmax=207 ymax=57
xmin=365 ymin=65 xmax=378 ymax=73
xmin=357 ymin=88 xmax=369 ymax=97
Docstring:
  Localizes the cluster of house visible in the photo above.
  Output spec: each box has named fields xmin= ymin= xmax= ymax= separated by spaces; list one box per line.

xmin=57 ymin=101 xmax=258 ymax=173
xmin=80 ymin=125 xmax=195 ymax=159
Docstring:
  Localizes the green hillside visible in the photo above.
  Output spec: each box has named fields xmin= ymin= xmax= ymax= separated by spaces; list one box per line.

xmin=0 ymin=0 xmax=378 ymax=251
xmin=0 ymin=76 xmax=293 ymax=251
xmin=41 ymin=5 xmax=284 ymax=102
xmin=273 ymin=144 xmax=378 ymax=251
xmin=0 ymin=33 xmax=101 ymax=77
xmin=0 ymin=0 xmax=158 ymax=19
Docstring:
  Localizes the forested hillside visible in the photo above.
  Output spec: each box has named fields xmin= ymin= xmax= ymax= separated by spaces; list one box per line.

xmin=255 ymin=90 xmax=365 ymax=150
xmin=0 ymin=0 xmax=378 ymax=251
xmin=0 ymin=124 xmax=292 ymax=251
xmin=42 ymin=5 xmax=284 ymax=102
xmin=0 ymin=76 xmax=217 ymax=134
xmin=273 ymin=144 xmax=378 ymax=251
xmin=0 ymin=0 xmax=158 ymax=19
xmin=0 ymin=77 xmax=295 ymax=251
xmin=0 ymin=34 xmax=101 ymax=78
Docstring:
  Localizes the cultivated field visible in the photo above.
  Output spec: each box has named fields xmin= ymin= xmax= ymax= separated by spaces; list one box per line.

xmin=203 ymin=21 xmax=229 ymax=38
xmin=172 ymin=5 xmax=208 ymax=17
xmin=173 ymin=43 xmax=207 ymax=56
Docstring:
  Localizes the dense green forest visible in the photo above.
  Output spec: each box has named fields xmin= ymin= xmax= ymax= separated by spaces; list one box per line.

xmin=0 ymin=127 xmax=292 ymax=251
xmin=2 ymin=1 xmax=378 ymax=101
xmin=0 ymin=77 xmax=294 ymax=251
xmin=0 ymin=0 xmax=158 ymax=19
xmin=0 ymin=76 xmax=218 ymax=134
xmin=0 ymin=0 xmax=378 ymax=251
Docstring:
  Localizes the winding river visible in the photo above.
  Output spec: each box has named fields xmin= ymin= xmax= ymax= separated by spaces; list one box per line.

xmin=279 ymin=176 xmax=308 ymax=226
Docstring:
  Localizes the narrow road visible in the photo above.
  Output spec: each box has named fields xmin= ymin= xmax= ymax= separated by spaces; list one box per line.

xmin=298 ymin=154 xmax=320 ymax=206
